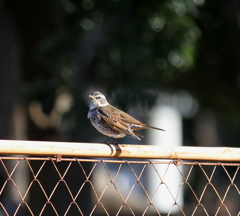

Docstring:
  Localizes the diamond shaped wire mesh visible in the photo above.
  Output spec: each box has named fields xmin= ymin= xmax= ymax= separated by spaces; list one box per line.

xmin=0 ymin=157 xmax=239 ymax=216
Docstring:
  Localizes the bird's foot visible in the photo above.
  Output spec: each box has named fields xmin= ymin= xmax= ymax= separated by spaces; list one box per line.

xmin=101 ymin=138 xmax=118 ymax=145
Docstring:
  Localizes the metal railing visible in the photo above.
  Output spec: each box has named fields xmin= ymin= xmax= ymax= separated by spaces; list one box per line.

xmin=0 ymin=140 xmax=239 ymax=216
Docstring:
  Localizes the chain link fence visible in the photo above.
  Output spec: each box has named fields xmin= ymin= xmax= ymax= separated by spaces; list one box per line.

xmin=0 ymin=154 xmax=239 ymax=216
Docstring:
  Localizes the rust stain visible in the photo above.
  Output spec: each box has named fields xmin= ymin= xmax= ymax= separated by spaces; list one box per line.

xmin=169 ymin=151 xmax=178 ymax=159
xmin=223 ymin=149 xmax=231 ymax=155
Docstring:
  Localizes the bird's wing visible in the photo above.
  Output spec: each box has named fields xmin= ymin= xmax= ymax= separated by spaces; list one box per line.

xmin=111 ymin=107 xmax=165 ymax=131
xmin=108 ymin=106 xmax=143 ymax=125
xmin=108 ymin=106 xmax=154 ymax=130
xmin=98 ymin=105 xmax=165 ymax=132
xmin=97 ymin=108 xmax=129 ymax=132
xmin=99 ymin=105 xmax=146 ymax=131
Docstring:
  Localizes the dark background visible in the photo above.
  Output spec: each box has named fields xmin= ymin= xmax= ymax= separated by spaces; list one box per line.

xmin=0 ymin=0 xmax=240 ymax=215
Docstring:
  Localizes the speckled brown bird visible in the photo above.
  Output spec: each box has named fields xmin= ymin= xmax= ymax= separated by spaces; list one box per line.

xmin=87 ymin=91 xmax=164 ymax=141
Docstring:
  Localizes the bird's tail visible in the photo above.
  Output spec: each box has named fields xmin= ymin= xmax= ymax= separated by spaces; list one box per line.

xmin=133 ymin=130 xmax=144 ymax=138
xmin=128 ymin=130 xmax=143 ymax=140
xmin=146 ymin=125 xmax=165 ymax=131
xmin=131 ymin=123 xmax=165 ymax=131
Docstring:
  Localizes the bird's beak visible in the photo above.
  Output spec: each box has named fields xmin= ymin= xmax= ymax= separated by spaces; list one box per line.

xmin=89 ymin=94 xmax=94 ymax=99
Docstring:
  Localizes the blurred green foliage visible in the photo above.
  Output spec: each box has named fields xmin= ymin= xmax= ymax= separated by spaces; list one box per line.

xmin=14 ymin=0 xmax=240 ymax=143
xmin=36 ymin=0 xmax=200 ymax=106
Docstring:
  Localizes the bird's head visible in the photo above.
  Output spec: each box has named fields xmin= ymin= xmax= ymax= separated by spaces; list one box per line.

xmin=89 ymin=91 xmax=109 ymax=108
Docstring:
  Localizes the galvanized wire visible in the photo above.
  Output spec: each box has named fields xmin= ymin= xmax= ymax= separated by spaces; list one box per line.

xmin=0 ymin=156 xmax=239 ymax=215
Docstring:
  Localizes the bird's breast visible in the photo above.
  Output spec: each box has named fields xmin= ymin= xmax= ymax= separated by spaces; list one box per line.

xmin=88 ymin=108 xmax=101 ymax=120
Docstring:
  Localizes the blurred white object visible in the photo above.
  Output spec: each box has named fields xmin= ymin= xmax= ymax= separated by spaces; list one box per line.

xmin=147 ymin=104 xmax=183 ymax=214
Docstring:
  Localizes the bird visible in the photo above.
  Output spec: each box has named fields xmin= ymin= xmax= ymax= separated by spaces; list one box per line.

xmin=87 ymin=91 xmax=164 ymax=142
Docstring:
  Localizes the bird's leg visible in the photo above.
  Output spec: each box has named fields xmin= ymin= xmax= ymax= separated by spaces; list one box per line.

xmin=111 ymin=139 xmax=118 ymax=145
xmin=101 ymin=137 xmax=118 ymax=145
xmin=102 ymin=137 xmax=111 ymax=144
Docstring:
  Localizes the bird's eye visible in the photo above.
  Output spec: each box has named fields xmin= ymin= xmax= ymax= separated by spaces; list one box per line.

xmin=96 ymin=96 xmax=101 ymax=100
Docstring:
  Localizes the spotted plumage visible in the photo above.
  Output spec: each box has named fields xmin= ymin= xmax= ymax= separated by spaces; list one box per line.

xmin=87 ymin=91 xmax=164 ymax=141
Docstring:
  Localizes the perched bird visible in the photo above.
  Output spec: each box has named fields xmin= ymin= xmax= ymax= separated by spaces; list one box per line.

xmin=87 ymin=91 xmax=164 ymax=142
